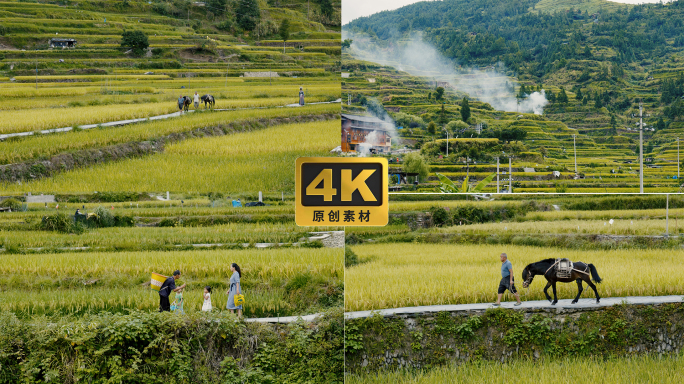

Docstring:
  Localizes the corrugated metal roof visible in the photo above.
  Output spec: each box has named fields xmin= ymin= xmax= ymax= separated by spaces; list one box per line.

xmin=341 ymin=114 xmax=391 ymax=124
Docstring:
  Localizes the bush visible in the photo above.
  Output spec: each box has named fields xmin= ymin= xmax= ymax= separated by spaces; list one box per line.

xmin=0 ymin=198 xmax=21 ymax=211
xmin=158 ymin=218 xmax=180 ymax=227
xmin=40 ymin=213 xmax=85 ymax=234
xmin=93 ymin=206 xmax=115 ymax=227
xmin=301 ymin=240 xmax=324 ymax=248
xmin=345 ymin=247 xmax=360 ymax=267
xmin=120 ymin=30 xmax=149 ymax=56
xmin=0 ymin=310 xmax=343 ymax=383
xmin=430 ymin=206 xmax=451 ymax=227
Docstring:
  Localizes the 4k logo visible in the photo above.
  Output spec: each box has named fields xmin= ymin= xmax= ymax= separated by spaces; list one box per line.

xmin=296 ymin=158 xmax=388 ymax=226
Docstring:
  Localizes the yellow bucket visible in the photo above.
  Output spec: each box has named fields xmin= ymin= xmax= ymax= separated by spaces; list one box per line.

xmin=150 ymin=273 xmax=168 ymax=291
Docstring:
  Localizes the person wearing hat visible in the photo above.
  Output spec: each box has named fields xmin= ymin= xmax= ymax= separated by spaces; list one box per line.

xmin=159 ymin=270 xmax=186 ymax=312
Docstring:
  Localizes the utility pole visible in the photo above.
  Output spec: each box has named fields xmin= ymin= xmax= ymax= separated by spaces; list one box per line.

xmin=666 ymin=193 xmax=669 ymax=237
xmin=445 ymin=128 xmax=449 ymax=157
xmin=573 ymin=134 xmax=577 ymax=176
xmin=496 ymin=157 xmax=500 ymax=193
xmin=639 ymin=102 xmax=644 ymax=194
xmin=678 ymin=137 xmax=680 ymax=181
xmin=509 ymin=157 xmax=512 ymax=193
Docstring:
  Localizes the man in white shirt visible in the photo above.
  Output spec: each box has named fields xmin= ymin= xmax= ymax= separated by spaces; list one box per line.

xmin=193 ymin=91 xmax=200 ymax=109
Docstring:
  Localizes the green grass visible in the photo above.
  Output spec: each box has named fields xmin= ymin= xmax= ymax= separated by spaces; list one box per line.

xmin=347 ymin=355 xmax=684 ymax=384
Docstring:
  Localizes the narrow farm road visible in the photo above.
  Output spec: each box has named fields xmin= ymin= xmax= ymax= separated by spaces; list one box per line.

xmin=246 ymin=312 xmax=325 ymax=324
xmin=344 ymin=295 xmax=684 ymax=319
xmin=0 ymin=99 xmax=342 ymax=140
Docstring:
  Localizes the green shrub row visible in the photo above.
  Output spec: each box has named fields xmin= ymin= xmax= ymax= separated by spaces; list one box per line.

xmin=345 ymin=304 xmax=684 ymax=373
xmin=40 ymin=209 xmax=134 ymax=233
xmin=430 ymin=201 xmax=549 ymax=226
xmin=0 ymin=309 xmax=343 ymax=384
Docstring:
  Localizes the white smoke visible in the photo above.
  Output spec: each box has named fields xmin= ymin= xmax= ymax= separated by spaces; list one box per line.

xmin=357 ymin=130 xmax=381 ymax=157
xmin=344 ymin=31 xmax=549 ymax=115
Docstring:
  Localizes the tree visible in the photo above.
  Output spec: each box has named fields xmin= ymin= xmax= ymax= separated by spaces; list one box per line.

xmin=575 ymin=88 xmax=583 ymax=101
xmin=279 ymin=19 xmax=290 ymax=52
xmin=610 ymin=114 xmax=618 ymax=135
xmin=320 ymin=0 xmax=334 ymax=19
xmin=120 ymin=30 xmax=148 ymax=56
xmin=207 ymin=0 xmax=227 ymax=16
xmin=547 ymin=90 xmax=556 ymax=103
xmin=436 ymin=172 xmax=496 ymax=193
xmin=438 ymin=103 xmax=449 ymax=126
xmin=446 ymin=120 xmax=469 ymax=133
xmin=427 ymin=121 xmax=436 ymax=135
xmin=434 ymin=87 xmax=445 ymax=101
xmin=557 ymin=87 xmax=569 ymax=104
xmin=517 ymin=84 xmax=527 ymax=99
xmin=594 ymin=94 xmax=603 ymax=109
xmin=460 ymin=97 xmax=470 ymax=122
xmin=341 ymin=39 xmax=352 ymax=49
xmin=402 ymin=152 xmax=430 ymax=182
xmin=237 ymin=0 xmax=260 ymax=31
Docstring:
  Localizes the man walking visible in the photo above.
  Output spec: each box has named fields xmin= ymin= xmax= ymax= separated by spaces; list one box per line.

xmin=494 ymin=253 xmax=522 ymax=306
xmin=159 ymin=270 xmax=186 ymax=312
xmin=193 ymin=91 xmax=200 ymax=109
xmin=178 ymin=95 xmax=185 ymax=114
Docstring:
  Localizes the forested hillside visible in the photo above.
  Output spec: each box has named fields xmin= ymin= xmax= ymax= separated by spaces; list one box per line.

xmin=342 ymin=0 xmax=684 ymax=192
xmin=345 ymin=0 xmax=684 ymax=121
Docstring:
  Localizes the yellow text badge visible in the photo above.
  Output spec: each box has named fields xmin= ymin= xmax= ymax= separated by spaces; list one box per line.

xmin=296 ymin=157 xmax=388 ymax=226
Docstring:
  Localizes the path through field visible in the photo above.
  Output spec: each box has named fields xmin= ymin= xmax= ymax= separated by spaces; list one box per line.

xmin=0 ymin=99 xmax=342 ymax=140
xmin=246 ymin=312 xmax=325 ymax=324
xmin=344 ymin=295 xmax=684 ymax=319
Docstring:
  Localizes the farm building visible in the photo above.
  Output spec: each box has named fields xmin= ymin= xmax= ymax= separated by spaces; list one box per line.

xmin=341 ymin=114 xmax=392 ymax=154
xmin=49 ymin=38 xmax=77 ymax=48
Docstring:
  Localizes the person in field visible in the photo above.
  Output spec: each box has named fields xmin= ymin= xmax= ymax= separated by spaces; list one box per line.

xmin=226 ymin=263 xmax=243 ymax=317
xmin=202 ymin=286 xmax=212 ymax=312
xmin=172 ymin=286 xmax=185 ymax=314
xmin=159 ymin=270 xmax=186 ymax=312
xmin=193 ymin=91 xmax=200 ymax=109
xmin=493 ymin=253 xmax=522 ymax=306
xmin=299 ymin=87 xmax=305 ymax=106
xmin=178 ymin=95 xmax=185 ymax=114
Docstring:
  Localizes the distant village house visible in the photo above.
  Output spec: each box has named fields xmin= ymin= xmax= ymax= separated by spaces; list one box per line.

xmin=341 ymin=114 xmax=392 ymax=154
xmin=49 ymin=38 xmax=77 ymax=48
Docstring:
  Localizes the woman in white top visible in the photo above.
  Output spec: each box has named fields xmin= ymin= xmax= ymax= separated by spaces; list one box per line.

xmin=193 ymin=91 xmax=200 ymax=109
xmin=202 ymin=286 xmax=212 ymax=311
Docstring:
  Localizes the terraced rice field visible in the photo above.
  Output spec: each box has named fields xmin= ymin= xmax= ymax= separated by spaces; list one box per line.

xmin=343 ymin=55 xmax=683 ymax=193
xmin=0 ymin=0 xmax=341 ymax=192
xmin=345 ymin=243 xmax=684 ymax=312
xmin=347 ymin=355 xmax=684 ymax=384
xmin=2 ymin=119 xmax=340 ymax=193
xmin=0 ymin=247 xmax=343 ymax=318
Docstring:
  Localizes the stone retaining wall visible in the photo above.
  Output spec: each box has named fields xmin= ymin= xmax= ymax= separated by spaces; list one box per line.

xmin=345 ymin=303 xmax=684 ymax=373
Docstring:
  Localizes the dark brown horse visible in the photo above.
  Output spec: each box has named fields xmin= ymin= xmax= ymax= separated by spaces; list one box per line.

xmin=521 ymin=258 xmax=602 ymax=305
xmin=182 ymin=96 xmax=191 ymax=112
xmin=201 ymin=94 xmax=215 ymax=109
